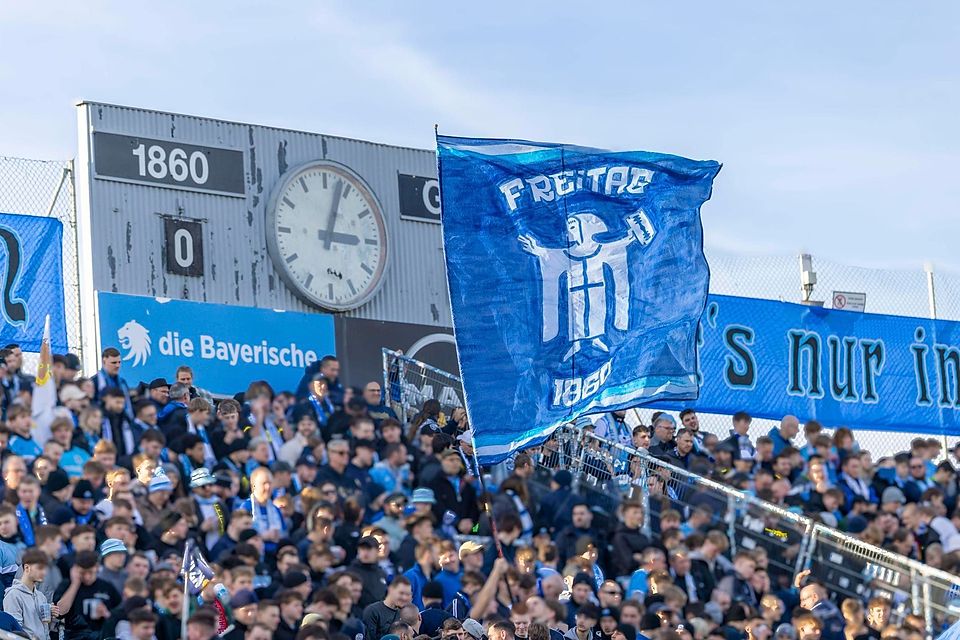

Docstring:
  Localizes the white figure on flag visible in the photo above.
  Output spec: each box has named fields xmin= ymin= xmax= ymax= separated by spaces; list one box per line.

xmin=519 ymin=210 xmax=655 ymax=361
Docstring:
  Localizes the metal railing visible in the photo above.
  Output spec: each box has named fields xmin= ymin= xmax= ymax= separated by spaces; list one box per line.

xmin=382 ymin=351 xmax=960 ymax=637
xmin=532 ymin=426 xmax=960 ymax=639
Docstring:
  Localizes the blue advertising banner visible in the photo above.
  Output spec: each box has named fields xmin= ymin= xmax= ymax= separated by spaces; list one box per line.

xmin=664 ymin=294 xmax=960 ymax=435
xmin=0 ymin=213 xmax=66 ymax=352
xmin=438 ymin=136 xmax=720 ymax=463
xmin=97 ymin=292 xmax=335 ymax=396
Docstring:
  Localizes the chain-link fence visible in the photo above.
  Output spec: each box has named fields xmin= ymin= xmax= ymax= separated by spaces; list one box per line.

xmin=383 ymin=349 xmax=464 ymax=425
xmin=0 ymin=156 xmax=82 ymax=367
xmin=683 ymin=248 xmax=960 ymax=458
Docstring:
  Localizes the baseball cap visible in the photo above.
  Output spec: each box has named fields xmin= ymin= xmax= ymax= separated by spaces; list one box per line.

xmin=239 ymin=529 xmax=260 ymax=543
xmin=357 ymin=536 xmax=380 ymax=550
xmin=230 ymin=589 xmax=259 ymax=609
xmin=553 ymin=470 xmax=573 ymax=488
xmin=462 ymin=619 xmax=484 ymax=640
xmin=457 ymin=429 xmax=474 ymax=444
xmin=59 ymin=385 xmax=87 ymax=403
xmin=301 ymin=613 xmax=324 ymax=628
xmin=459 ymin=540 xmax=485 ymax=559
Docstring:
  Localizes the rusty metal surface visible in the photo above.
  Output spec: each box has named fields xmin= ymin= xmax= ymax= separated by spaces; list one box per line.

xmin=78 ymin=101 xmax=450 ymax=327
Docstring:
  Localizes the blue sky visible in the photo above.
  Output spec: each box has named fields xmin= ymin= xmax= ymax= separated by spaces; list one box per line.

xmin=1 ymin=1 xmax=959 ymax=274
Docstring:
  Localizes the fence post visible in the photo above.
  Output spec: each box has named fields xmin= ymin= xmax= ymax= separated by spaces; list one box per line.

xmin=726 ymin=495 xmax=738 ymax=554
xmin=911 ymin=566 xmax=922 ymax=624
xmin=795 ymin=521 xmax=815 ymax=576
xmin=924 ymin=263 xmax=948 ymax=459
xmin=921 ymin=577 xmax=934 ymax=640
xmin=639 ymin=457 xmax=651 ymax=536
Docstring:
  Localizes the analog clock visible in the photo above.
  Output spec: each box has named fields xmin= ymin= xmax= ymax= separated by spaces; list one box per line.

xmin=266 ymin=160 xmax=389 ymax=311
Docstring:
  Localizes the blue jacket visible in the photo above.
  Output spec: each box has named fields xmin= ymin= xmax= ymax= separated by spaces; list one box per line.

xmin=767 ymin=427 xmax=792 ymax=456
xmin=434 ymin=569 xmax=462 ymax=607
xmin=403 ymin=563 xmax=433 ymax=609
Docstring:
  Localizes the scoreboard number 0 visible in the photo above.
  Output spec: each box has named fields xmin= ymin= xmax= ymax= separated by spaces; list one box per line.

xmin=132 ymin=144 xmax=210 ymax=185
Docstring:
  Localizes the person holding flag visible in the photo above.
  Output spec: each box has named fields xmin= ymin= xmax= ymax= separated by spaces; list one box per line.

xmin=29 ymin=316 xmax=58 ymax=447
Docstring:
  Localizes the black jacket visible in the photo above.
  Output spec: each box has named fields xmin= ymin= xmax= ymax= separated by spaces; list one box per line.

xmin=610 ymin=522 xmax=651 ymax=577
xmin=349 ymin=558 xmax=388 ymax=609
xmin=555 ymin=525 xmax=599 ymax=567
xmin=672 ymin=560 xmax=716 ymax=603
xmin=428 ymin=475 xmax=480 ymax=526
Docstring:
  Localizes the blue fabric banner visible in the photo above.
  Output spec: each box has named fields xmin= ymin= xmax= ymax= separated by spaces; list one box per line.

xmin=437 ymin=136 xmax=720 ymax=462
xmin=0 ymin=213 xmax=66 ymax=353
xmin=97 ymin=292 xmax=335 ymax=396
xmin=658 ymin=294 xmax=960 ymax=436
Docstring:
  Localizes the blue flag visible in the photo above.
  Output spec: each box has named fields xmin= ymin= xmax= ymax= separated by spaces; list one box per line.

xmin=437 ymin=136 xmax=720 ymax=463
xmin=182 ymin=540 xmax=214 ymax=595
xmin=0 ymin=213 xmax=67 ymax=352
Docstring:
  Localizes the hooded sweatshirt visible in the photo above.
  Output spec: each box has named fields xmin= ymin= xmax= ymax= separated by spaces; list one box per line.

xmin=2 ymin=578 xmax=49 ymax=640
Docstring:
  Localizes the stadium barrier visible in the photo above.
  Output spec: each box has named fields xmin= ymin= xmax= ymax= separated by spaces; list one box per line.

xmin=533 ymin=426 xmax=960 ymax=638
xmin=384 ymin=351 xmax=960 ymax=637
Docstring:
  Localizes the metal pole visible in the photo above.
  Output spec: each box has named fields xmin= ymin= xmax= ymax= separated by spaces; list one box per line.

xmin=911 ymin=567 xmax=922 ymax=623
xmin=921 ymin=579 xmax=933 ymax=640
xmin=925 ymin=263 xmax=948 ymax=458
xmin=181 ymin=541 xmax=190 ymax=640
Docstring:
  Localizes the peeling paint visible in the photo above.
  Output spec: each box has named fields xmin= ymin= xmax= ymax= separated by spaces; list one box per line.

xmin=170 ymin=114 xmax=176 ymax=138
xmin=234 ymin=258 xmax=240 ymax=302
xmin=321 ymin=137 xmax=328 ymax=158
xmin=149 ymin=255 xmax=156 ymax=296
xmin=247 ymin=210 xmax=253 ymax=227
xmin=107 ymin=245 xmax=116 ymax=282
xmin=431 ymin=304 xmax=440 ymax=323
xmin=211 ymin=261 xmax=217 ymax=280
xmin=248 ymin=126 xmax=262 ymax=207
xmin=250 ymin=260 xmax=258 ymax=297
xmin=278 ymin=140 xmax=288 ymax=175
xmin=125 ymin=221 xmax=132 ymax=263
xmin=268 ymin=274 xmax=275 ymax=291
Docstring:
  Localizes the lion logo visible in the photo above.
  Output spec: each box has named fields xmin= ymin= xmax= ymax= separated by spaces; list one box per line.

xmin=117 ymin=320 xmax=151 ymax=367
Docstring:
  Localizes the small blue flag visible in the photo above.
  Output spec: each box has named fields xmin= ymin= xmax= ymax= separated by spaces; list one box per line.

xmin=437 ymin=135 xmax=720 ymax=463
xmin=182 ymin=540 xmax=214 ymax=595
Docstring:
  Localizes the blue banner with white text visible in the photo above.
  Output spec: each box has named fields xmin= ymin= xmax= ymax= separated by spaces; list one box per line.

xmin=660 ymin=294 xmax=960 ymax=435
xmin=438 ymin=136 xmax=721 ymax=463
xmin=0 ymin=213 xmax=66 ymax=353
xmin=97 ymin=292 xmax=335 ymax=396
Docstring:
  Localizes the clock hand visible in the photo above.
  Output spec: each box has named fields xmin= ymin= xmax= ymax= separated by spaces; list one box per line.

xmin=322 ymin=179 xmax=344 ymax=250
xmin=317 ymin=230 xmax=360 ymax=246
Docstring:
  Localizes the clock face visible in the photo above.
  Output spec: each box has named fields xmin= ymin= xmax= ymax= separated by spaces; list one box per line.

xmin=266 ymin=161 xmax=389 ymax=311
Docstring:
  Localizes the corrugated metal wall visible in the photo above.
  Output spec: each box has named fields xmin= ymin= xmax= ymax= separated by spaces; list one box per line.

xmin=81 ymin=102 xmax=451 ymax=327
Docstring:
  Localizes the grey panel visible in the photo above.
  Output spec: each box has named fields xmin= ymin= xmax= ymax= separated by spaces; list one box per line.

xmin=80 ymin=102 xmax=451 ymax=327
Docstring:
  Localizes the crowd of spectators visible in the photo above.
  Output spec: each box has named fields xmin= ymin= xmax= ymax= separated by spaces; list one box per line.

xmin=0 ymin=343 xmax=951 ymax=640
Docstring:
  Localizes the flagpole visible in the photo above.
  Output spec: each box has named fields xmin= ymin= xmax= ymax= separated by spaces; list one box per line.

xmin=469 ymin=436 xmax=516 ymax=604
xmin=181 ymin=540 xmax=190 ymax=640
